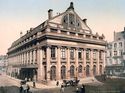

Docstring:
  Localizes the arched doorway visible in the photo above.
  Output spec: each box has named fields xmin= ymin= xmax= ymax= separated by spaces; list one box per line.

xmin=86 ymin=65 xmax=90 ymax=77
xmin=61 ymin=65 xmax=66 ymax=79
xmin=50 ymin=66 xmax=56 ymax=80
xmin=93 ymin=65 xmax=96 ymax=76
xmin=70 ymin=65 xmax=75 ymax=78
xmin=99 ymin=65 xmax=103 ymax=75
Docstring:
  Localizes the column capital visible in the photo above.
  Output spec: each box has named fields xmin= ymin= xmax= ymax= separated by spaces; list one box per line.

xmin=74 ymin=47 xmax=79 ymax=50
xmin=66 ymin=46 xmax=71 ymax=49
xmin=57 ymin=45 xmax=62 ymax=48
xmin=46 ymin=45 xmax=51 ymax=48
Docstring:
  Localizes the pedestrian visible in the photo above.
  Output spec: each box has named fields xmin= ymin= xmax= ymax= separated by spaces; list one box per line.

xmin=19 ymin=85 xmax=23 ymax=93
xmin=76 ymin=87 xmax=79 ymax=93
xmin=80 ymin=84 xmax=85 ymax=93
xmin=27 ymin=84 xmax=30 ymax=93
xmin=60 ymin=84 xmax=64 ymax=93
xmin=22 ymin=84 xmax=28 ymax=93
xmin=33 ymin=81 xmax=36 ymax=88
xmin=56 ymin=81 xmax=59 ymax=86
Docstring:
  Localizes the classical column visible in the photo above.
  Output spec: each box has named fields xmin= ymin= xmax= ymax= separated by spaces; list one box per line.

xmin=33 ymin=50 xmax=36 ymax=64
xmin=75 ymin=48 xmax=78 ymax=79
xmin=66 ymin=47 xmax=70 ymax=79
xmin=102 ymin=50 xmax=106 ymax=74
xmin=97 ymin=50 xmax=99 ymax=75
xmin=20 ymin=54 xmax=22 ymax=65
xmin=57 ymin=46 xmax=61 ymax=80
xmin=90 ymin=49 xmax=93 ymax=77
xmin=18 ymin=55 xmax=20 ymax=65
xmin=27 ymin=51 xmax=29 ymax=65
xmin=37 ymin=48 xmax=43 ymax=81
xmin=30 ymin=50 xmax=32 ymax=64
xmin=20 ymin=53 xmax=23 ymax=65
xmin=46 ymin=46 xmax=51 ymax=81
xmin=25 ymin=52 xmax=27 ymax=65
xmin=29 ymin=51 xmax=30 ymax=64
xmin=83 ymin=49 xmax=86 ymax=77
xmin=22 ymin=53 xmax=24 ymax=65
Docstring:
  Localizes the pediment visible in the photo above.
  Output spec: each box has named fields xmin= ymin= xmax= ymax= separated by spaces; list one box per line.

xmin=48 ymin=9 xmax=91 ymax=33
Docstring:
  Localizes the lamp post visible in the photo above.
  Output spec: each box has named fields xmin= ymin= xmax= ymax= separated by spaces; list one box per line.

xmin=75 ymin=67 xmax=78 ymax=80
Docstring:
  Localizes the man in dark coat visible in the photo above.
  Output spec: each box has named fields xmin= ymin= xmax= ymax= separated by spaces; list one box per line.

xmin=80 ymin=84 xmax=85 ymax=93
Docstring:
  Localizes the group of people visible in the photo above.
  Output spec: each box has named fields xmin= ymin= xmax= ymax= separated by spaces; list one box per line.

xmin=56 ymin=81 xmax=85 ymax=93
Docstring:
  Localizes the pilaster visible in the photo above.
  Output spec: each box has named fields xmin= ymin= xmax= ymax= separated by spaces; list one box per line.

xmin=97 ymin=50 xmax=99 ymax=75
xmin=66 ymin=47 xmax=70 ymax=79
xmin=75 ymin=48 xmax=78 ymax=79
xmin=46 ymin=46 xmax=51 ymax=81
xmin=90 ymin=49 xmax=93 ymax=77
xmin=83 ymin=49 xmax=86 ymax=77
xmin=37 ymin=48 xmax=43 ymax=81
xmin=57 ymin=46 xmax=61 ymax=80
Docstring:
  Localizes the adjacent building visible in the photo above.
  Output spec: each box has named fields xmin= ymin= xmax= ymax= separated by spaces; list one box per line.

xmin=0 ymin=55 xmax=7 ymax=74
xmin=7 ymin=2 xmax=106 ymax=82
xmin=106 ymin=27 xmax=125 ymax=76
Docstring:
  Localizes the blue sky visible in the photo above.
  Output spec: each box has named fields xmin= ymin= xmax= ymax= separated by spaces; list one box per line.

xmin=0 ymin=0 xmax=125 ymax=54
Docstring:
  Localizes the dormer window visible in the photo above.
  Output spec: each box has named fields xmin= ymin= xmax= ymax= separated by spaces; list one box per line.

xmin=63 ymin=15 xmax=68 ymax=24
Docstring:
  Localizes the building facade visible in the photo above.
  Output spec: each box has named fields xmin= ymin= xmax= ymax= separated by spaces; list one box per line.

xmin=7 ymin=2 xmax=106 ymax=82
xmin=0 ymin=55 xmax=7 ymax=74
xmin=106 ymin=27 xmax=125 ymax=76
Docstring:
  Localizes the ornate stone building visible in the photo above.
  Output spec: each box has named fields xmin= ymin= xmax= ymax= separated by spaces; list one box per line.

xmin=7 ymin=2 xmax=106 ymax=82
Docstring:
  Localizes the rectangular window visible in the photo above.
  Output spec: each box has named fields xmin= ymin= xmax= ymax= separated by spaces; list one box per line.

xmin=119 ymin=42 xmax=122 ymax=48
xmin=109 ymin=51 xmax=112 ymax=57
xmin=70 ymin=49 xmax=74 ymax=59
xmin=99 ymin=51 xmax=103 ymax=60
xmin=119 ymin=50 xmax=122 ymax=56
xmin=86 ymin=49 xmax=90 ymax=60
xmin=43 ymin=49 xmax=46 ymax=58
xmin=78 ymin=49 xmax=82 ymax=59
xmin=93 ymin=50 xmax=96 ymax=60
xmin=114 ymin=51 xmax=117 ymax=56
xmin=51 ymin=47 xmax=56 ymax=58
xmin=114 ymin=43 xmax=117 ymax=48
xmin=61 ymin=48 xmax=65 ymax=58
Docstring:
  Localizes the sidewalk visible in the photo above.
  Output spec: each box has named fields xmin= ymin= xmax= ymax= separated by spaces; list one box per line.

xmin=6 ymin=75 xmax=103 ymax=90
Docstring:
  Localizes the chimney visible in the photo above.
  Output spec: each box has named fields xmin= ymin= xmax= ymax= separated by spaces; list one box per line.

xmin=48 ymin=9 xmax=53 ymax=19
xmin=83 ymin=19 xmax=87 ymax=24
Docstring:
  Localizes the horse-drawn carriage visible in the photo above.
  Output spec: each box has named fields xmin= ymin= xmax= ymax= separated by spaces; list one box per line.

xmin=63 ymin=79 xmax=80 ymax=87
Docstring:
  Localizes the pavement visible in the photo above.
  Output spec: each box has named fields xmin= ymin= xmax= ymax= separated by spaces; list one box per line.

xmin=1 ymin=74 xmax=103 ymax=91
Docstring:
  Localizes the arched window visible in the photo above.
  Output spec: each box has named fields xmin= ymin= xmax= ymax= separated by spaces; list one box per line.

xmin=86 ymin=65 xmax=90 ymax=77
xmin=70 ymin=65 xmax=75 ymax=78
xmin=62 ymin=14 xmax=81 ymax=28
xmin=50 ymin=66 xmax=56 ymax=80
xmin=69 ymin=14 xmax=75 ymax=26
xmin=93 ymin=65 xmax=96 ymax=76
xmin=78 ymin=65 xmax=82 ymax=73
xmin=61 ymin=66 xmax=66 ymax=79
xmin=99 ymin=65 xmax=103 ymax=75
